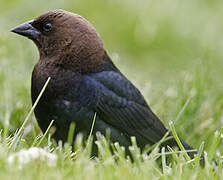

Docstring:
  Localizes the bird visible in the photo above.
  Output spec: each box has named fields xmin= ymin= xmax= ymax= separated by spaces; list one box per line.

xmin=11 ymin=9 xmax=197 ymax=158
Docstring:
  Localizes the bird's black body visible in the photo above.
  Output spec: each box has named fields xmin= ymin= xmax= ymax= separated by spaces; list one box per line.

xmin=31 ymin=52 xmax=190 ymax=151
xmin=12 ymin=9 xmax=196 ymax=158
xmin=31 ymin=53 xmax=135 ymax=145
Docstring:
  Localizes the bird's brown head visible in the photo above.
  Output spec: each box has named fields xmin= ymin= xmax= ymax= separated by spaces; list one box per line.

xmin=11 ymin=9 xmax=105 ymax=72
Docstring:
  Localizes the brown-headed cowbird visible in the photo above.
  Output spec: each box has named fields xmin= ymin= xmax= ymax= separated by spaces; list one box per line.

xmin=11 ymin=10 xmax=197 ymax=157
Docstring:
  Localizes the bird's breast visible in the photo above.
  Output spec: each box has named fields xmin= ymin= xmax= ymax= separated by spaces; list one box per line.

xmin=31 ymin=61 xmax=82 ymax=105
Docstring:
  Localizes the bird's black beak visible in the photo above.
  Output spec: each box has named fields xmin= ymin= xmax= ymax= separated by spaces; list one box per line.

xmin=11 ymin=20 xmax=40 ymax=40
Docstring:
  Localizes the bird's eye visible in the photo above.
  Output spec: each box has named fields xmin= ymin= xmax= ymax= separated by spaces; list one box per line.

xmin=42 ymin=22 xmax=52 ymax=32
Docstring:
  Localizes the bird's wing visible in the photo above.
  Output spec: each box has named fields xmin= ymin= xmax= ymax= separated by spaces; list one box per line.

xmin=86 ymin=71 xmax=168 ymax=146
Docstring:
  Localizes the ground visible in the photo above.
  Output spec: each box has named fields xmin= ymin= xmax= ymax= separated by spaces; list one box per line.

xmin=0 ymin=0 xmax=223 ymax=179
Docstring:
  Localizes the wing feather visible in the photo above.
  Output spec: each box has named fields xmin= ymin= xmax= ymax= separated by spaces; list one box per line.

xmin=85 ymin=71 xmax=168 ymax=146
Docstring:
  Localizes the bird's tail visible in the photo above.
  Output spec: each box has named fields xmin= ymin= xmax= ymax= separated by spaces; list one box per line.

xmin=161 ymin=132 xmax=204 ymax=165
xmin=178 ymin=138 xmax=198 ymax=159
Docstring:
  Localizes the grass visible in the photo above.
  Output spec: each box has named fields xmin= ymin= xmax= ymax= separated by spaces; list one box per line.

xmin=0 ymin=0 xmax=223 ymax=179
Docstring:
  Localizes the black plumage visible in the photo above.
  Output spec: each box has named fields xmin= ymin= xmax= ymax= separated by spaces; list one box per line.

xmin=11 ymin=9 xmax=197 ymax=158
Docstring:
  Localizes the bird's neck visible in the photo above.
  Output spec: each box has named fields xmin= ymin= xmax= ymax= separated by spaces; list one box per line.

xmin=39 ymin=50 xmax=118 ymax=74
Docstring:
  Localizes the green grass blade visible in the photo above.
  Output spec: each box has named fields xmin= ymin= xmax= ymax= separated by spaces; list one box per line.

xmin=67 ymin=122 xmax=76 ymax=146
xmin=145 ymin=131 xmax=171 ymax=154
xmin=9 ymin=77 xmax=51 ymax=150
xmin=36 ymin=119 xmax=54 ymax=147
xmin=175 ymin=95 xmax=192 ymax=123
xmin=194 ymin=141 xmax=204 ymax=167
xmin=86 ymin=112 xmax=97 ymax=148
xmin=208 ymin=127 xmax=223 ymax=162
xmin=161 ymin=147 xmax=167 ymax=174
xmin=169 ymin=121 xmax=191 ymax=161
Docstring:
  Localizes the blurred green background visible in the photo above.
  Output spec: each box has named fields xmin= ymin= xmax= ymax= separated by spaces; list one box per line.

xmin=0 ymin=0 xmax=223 ymax=151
